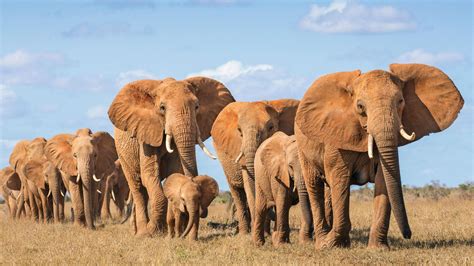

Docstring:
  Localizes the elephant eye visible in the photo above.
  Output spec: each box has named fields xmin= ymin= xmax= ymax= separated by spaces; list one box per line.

xmin=73 ymin=153 xmax=77 ymax=158
xmin=398 ymin=98 xmax=404 ymax=105
xmin=356 ymin=100 xmax=366 ymax=115
xmin=195 ymin=102 xmax=199 ymax=110
xmin=268 ymin=124 xmax=274 ymax=131
xmin=159 ymin=103 xmax=166 ymax=114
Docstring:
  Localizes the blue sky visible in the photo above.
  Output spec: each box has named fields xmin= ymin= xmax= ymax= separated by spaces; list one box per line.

xmin=0 ymin=0 xmax=472 ymax=189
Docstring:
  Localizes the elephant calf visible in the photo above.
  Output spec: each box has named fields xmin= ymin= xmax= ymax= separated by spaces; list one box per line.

xmin=253 ymin=132 xmax=313 ymax=246
xmin=163 ymin=174 xmax=219 ymax=241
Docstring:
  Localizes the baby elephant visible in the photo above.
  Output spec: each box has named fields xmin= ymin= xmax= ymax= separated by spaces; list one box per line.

xmin=253 ymin=131 xmax=313 ymax=246
xmin=163 ymin=173 xmax=219 ymax=240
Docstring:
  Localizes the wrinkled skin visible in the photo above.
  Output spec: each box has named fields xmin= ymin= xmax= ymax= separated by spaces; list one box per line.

xmin=211 ymin=99 xmax=299 ymax=234
xmin=9 ymin=140 xmax=33 ymax=220
xmin=163 ymin=174 xmax=219 ymax=241
xmin=108 ymin=77 xmax=234 ymax=236
xmin=45 ymin=129 xmax=117 ymax=229
xmin=0 ymin=167 xmax=22 ymax=218
xmin=253 ymin=132 xmax=313 ymax=246
xmin=100 ymin=160 xmax=131 ymax=221
xmin=295 ymin=63 xmax=463 ymax=249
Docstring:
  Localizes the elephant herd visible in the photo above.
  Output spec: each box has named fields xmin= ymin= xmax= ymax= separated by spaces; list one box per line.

xmin=0 ymin=63 xmax=463 ymax=250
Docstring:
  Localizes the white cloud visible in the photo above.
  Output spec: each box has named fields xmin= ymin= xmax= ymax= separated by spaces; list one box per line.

xmin=300 ymin=0 xmax=416 ymax=33
xmin=86 ymin=105 xmax=108 ymax=119
xmin=61 ymin=22 xmax=154 ymax=38
xmin=0 ymin=84 xmax=27 ymax=119
xmin=116 ymin=69 xmax=157 ymax=87
xmin=0 ymin=50 xmax=66 ymax=69
xmin=188 ymin=61 xmax=307 ymax=101
xmin=396 ymin=49 xmax=465 ymax=65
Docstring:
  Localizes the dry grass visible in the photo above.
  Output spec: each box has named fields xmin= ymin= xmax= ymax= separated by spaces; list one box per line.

xmin=1 ymin=193 xmax=473 ymax=265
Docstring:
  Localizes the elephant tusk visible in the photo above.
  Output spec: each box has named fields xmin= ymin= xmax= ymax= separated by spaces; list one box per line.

xmin=235 ymin=151 xmax=243 ymax=164
xmin=47 ymin=190 xmax=52 ymax=197
xmin=61 ymin=191 xmax=65 ymax=197
xmin=97 ymin=189 xmax=102 ymax=194
xmin=16 ymin=190 xmax=23 ymax=200
xmin=165 ymin=134 xmax=174 ymax=153
xmin=400 ymin=126 xmax=416 ymax=141
xmin=76 ymin=173 xmax=81 ymax=183
xmin=197 ymin=137 xmax=217 ymax=160
xmin=111 ymin=190 xmax=116 ymax=202
xmin=93 ymin=174 xmax=101 ymax=182
xmin=368 ymin=134 xmax=374 ymax=159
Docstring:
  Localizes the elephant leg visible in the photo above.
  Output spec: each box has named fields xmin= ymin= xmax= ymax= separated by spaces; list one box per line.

xmin=229 ymin=186 xmax=250 ymax=234
xmin=100 ymin=180 xmax=112 ymax=221
xmin=253 ymin=184 xmax=268 ymax=246
xmin=297 ymin=175 xmax=313 ymax=243
xmin=68 ymin=179 xmax=85 ymax=226
xmin=116 ymin=188 xmax=125 ymax=218
xmin=59 ymin=189 xmax=65 ymax=222
xmin=15 ymin=187 xmax=26 ymax=219
xmin=368 ymin=166 xmax=391 ymax=249
xmin=39 ymin=190 xmax=49 ymax=223
xmin=28 ymin=188 xmax=39 ymax=222
xmin=167 ymin=204 xmax=175 ymax=238
xmin=298 ymin=151 xmax=329 ymax=247
xmin=322 ymin=149 xmax=353 ymax=249
xmin=121 ymin=161 xmax=148 ymax=236
xmin=242 ymin=169 xmax=256 ymax=228
xmin=264 ymin=215 xmax=272 ymax=237
xmin=272 ymin=189 xmax=291 ymax=247
xmin=324 ymin=183 xmax=333 ymax=230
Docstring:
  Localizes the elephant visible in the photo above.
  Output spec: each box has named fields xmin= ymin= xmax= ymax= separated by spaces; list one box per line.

xmin=100 ymin=159 xmax=131 ymax=221
xmin=10 ymin=138 xmax=50 ymax=222
xmin=295 ymin=63 xmax=464 ymax=249
xmin=253 ymin=132 xmax=313 ymax=246
xmin=163 ymin=173 xmax=219 ymax=240
xmin=211 ymin=99 xmax=299 ymax=234
xmin=0 ymin=166 xmax=22 ymax=218
xmin=107 ymin=77 xmax=234 ymax=236
xmin=44 ymin=128 xmax=118 ymax=229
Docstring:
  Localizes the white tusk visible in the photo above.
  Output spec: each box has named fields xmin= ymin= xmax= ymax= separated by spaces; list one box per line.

xmin=16 ymin=190 xmax=23 ymax=200
xmin=93 ymin=174 xmax=101 ymax=182
xmin=165 ymin=134 xmax=174 ymax=153
xmin=368 ymin=134 xmax=374 ymax=159
xmin=197 ymin=137 xmax=217 ymax=160
xmin=400 ymin=126 xmax=416 ymax=141
xmin=47 ymin=190 xmax=52 ymax=197
xmin=97 ymin=189 xmax=102 ymax=194
xmin=61 ymin=191 xmax=65 ymax=197
xmin=111 ymin=190 xmax=116 ymax=202
xmin=235 ymin=151 xmax=243 ymax=164
xmin=76 ymin=173 xmax=81 ymax=183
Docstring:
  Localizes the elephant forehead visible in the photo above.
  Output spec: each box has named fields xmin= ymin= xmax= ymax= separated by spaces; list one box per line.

xmin=160 ymin=81 xmax=196 ymax=98
xmin=355 ymin=70 xmax=401 ymax=95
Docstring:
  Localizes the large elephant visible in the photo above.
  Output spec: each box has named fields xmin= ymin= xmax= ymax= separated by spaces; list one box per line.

xmin=45 ymin=129 xmax=117 ymax=229
xmin=100 ymin=159 xmax=131 ymax=221
xmin=10 ymin=138 xmax=50 ymax=222
xmin=108 ymin=77 xmax=234 ymax=236
xmin=253 ymin=132 xmax=312 ymax=246
xmin=295 ymin=63 xmax=463 ymax=249
xmin=163 ymin=173 xmax=219 ymax=240
xmin=0 ymin=166 xmax=22 ymax=218
xmin=211 ymin=99 xmax=299 ymax=234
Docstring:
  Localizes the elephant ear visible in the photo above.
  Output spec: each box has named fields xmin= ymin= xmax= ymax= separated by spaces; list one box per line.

xmin=24 ymin=159 xmax=47 ymax=190
xmin=296 ymin=70 xmax=366 ymax=152
xmin=266 ymin=99 xmax=299 ymax=135
xmin=185 ymin=77 xmax=235 ymax=141
xmin=193 ymin=175 xmax=219 ymax=210
xmin=390 ymin=63 xmax=464 ymax=145
xmin=163 ymin=173 xmax=189 ymax=212
xmin=9 ymin=140 xmax=30 ymax=171
xmin=108 ymin=80 xmax=166 ymax=147
xmin=1 ymin=167 xmax=21 ymax=191
xmin=259 ymin=132 xmax=291 ymax=188
xmin=92 ymin=131 xmax=119 ymax=178
xmin=45 ymin=134 xmax=77 ymax=176
xmin=211 ymin=102 xmax=242 ymax=161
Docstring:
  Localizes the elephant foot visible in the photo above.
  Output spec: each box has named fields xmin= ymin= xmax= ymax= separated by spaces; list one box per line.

xmin=272 ymin=231 xmax=290 ymax=247
xmin=368 ymin=237 xmax=390 ymax=250
xmin=136 ymin=229 xmax=152 ymax=238
xmin=315 ymin=231 xmax=350 ymax=250
xmin=298 ymin=231 xmax=313 ymax=244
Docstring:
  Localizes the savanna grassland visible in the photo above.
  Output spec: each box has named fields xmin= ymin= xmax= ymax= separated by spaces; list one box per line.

xmin=1 ymin=185 xmax=473 ymax=265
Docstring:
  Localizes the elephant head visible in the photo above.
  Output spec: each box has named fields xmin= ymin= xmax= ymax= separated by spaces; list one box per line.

xmin=108 ymin=77 xmax=235 ymax=177
xmin=163 ymin=173 xmax=219 ymax=240
xmin=212 ymin=99 xmax=299 ymax=180
xmin=296 ymin=63 xmax=463 ymax=239
xmin=45 ymin=129 xmax=118 ymax=228
xmin=101 ymin=159 xmax=130 ymax=220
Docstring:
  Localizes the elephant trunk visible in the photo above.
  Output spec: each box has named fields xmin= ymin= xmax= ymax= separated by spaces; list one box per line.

xmin=49 ymin=171 xmax=61 ymax=223
xmin=181 ymin=203 xmax=199 ymax=240
xmin=77 ymin=158 xmax=95 ymax=229
xmin=370 ymin=110 xmax=411 ymax=239
xmin=171 ymin=113 xmax=198 ymax=177
xmin=242 ymin=130 xmax=259 ymax=179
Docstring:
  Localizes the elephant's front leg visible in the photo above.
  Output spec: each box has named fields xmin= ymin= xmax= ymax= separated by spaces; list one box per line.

xmin=166 ymin=204 xmax=175 ymax=238
xmin=140 ymin=144 xmax=166 ymax=236
xmin=229 ymin=186 xmax=250 ymax=234
xmin=38 ymin=189 xmax=49 ymax=223
xmin=368 ymin=166 xmax=391 ymax=249
xmin=242 ymin=168 xmax=256 ymax=227
xmin=272 ymin=188 xmax=291 ymax=247
xmin=68 ymin=179 xmax=85 ymax=226
xmin=322 ymin=149 xmax=353 ymax=249
xmin=253 ymin=185 xmax=268 ymax=246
